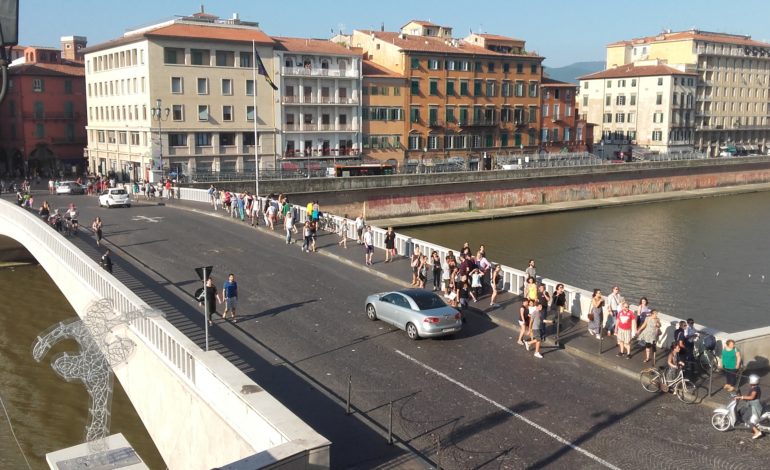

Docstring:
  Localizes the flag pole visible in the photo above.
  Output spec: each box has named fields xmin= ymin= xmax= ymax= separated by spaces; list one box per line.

xmin=252 ymin=40 xmax=259 ymax=199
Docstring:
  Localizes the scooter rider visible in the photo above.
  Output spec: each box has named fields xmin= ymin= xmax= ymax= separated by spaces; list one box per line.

xmin=737 ymin=375 xmax=763 ymax=439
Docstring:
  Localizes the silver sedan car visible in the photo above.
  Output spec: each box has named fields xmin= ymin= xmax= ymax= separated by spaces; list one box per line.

xmin=365 ymin=289 xmax=462 ymax=340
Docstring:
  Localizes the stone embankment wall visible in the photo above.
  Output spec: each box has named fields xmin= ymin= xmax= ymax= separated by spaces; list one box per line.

xmin=191 ymin=157 xmax=770 ymax=219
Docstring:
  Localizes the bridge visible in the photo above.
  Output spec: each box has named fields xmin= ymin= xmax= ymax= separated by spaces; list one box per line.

xmin=3 ymin=188 xmax=770 ymax=468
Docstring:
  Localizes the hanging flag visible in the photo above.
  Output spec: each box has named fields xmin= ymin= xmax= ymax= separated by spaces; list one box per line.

xmin=253 ymin=43 xmax=278 ymax=91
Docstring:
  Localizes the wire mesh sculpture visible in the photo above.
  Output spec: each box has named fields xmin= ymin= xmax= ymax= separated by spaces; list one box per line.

xmin=32 ymin=299 xmax=162 ymax=453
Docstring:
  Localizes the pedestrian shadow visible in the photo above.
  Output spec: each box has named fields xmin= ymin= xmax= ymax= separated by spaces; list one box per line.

xmin=120 ymin=239 xmax=168 ymax=248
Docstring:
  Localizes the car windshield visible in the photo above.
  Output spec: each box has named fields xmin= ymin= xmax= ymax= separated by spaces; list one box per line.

xmin=408 ymin=290 xmax=447 ymax=310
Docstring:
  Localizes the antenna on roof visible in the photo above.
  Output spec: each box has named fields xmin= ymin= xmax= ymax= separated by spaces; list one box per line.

xmin=380 ymin=22 xmax=384 ymax=32
xmin=200 ymin=4 xmax=204 ymax=14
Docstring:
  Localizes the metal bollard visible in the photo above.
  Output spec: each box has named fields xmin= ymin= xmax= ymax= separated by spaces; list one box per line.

xmin=554 ymin=309 xmax=561 ymax=347
xmin=346 ymin=375 xmax=352 ymax=415
xmin=387 ymin=401 xmax=393 ymax=445
xmin=708 ymin=365 xmax=713 ymax=397
xmin=598 ymin=327 xmax=603 ymax=355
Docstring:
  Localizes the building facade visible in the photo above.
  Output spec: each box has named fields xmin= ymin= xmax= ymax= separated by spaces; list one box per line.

xmin=0 ymin=42 xmax=87 ymax=178
xmin=83 ymin=9 xmax=279 ymax=181
xmin=540 ymin=77 xmax=588 ymax=153
xmin=274 ymin=37 xmax=361 ymax=166
xmin=346 ymin=23 xmax=544 ymax=167
xmin=361 ymin=60 xmax=406 ymax=164
xmin=579 ymin=63 xmax=696 ymax=157
xmin=606 ymin=29 xmax=770 ymax=156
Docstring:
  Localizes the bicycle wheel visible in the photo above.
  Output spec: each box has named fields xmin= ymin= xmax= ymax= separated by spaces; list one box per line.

xmin=640 ymin=369 xmax=662 ymax=392
xmin=677 ymin=378 xmax=698 ymax=403
xmin=697 ymin=351 xmax=713 ymax=373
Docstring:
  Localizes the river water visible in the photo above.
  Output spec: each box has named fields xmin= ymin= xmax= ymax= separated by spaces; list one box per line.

xmin=0 ymin=264 xmax=165 ymax=469
xmin=402 ymin=191 xmax=770 ymax=333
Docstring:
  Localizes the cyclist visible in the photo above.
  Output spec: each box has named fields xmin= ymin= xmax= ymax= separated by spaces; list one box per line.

xmin=67 ymin=203 xmax=79 ymax=233
xmin=666 ymin=342 xmax=686 ymax=383
xmin=737 ymin=375 xmax=763 ymax=439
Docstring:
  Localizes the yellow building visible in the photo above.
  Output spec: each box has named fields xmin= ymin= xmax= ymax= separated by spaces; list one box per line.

xmin=606 ymin=29 xmax=770 ymax=156
xmin=361 ymin=60 xmax=406 ymax=165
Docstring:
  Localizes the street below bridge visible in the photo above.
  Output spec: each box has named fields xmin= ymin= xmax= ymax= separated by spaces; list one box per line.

xmin=37 ymin=193 xmax=770 ymax=469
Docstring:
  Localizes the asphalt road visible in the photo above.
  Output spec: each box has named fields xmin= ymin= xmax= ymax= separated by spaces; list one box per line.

xmin=37 ymin=193 xmax=770 ymax=469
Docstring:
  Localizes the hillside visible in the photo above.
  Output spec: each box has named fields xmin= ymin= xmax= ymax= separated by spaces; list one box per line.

xmin=543 ymin=61 xmax=605 ymax=84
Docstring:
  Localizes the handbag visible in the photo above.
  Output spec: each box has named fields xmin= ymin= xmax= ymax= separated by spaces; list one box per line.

xmin=588 ymin=312 xmax=595 ymax=322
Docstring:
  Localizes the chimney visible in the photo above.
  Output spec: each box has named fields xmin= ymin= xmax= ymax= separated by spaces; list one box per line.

xmin=60 ymin=35 xmax=87 ymax=62
xmin=380 ymin=22 xmax=384 ymax=32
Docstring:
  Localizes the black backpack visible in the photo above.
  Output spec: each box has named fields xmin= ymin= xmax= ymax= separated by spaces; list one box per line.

xmin=702 ymin=334 xmax=716 ymax=351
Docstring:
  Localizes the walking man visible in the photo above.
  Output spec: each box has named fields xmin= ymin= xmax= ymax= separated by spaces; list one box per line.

xmin=100 ymin=249 xmax=113 ymax=274
xmin=221 ymin=273 xmax=239 ymax=323
xmin=355 ymin=214 xmax=365 ymax=244
xmin=363 ymin=225 xmax=374 ymax=266
xmin=525 ymin=303 xmax=545 ymax=359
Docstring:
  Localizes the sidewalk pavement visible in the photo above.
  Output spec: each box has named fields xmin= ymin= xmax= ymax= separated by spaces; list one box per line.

xmin=164 ymin=196 xmax=762 ymax=410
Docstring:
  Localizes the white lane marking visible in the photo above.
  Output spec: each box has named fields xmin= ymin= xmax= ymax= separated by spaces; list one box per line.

xmin=394 ymin=349 xmax=622 ymax=470
xmin=131 ymin=215 xmax=164 ymax=223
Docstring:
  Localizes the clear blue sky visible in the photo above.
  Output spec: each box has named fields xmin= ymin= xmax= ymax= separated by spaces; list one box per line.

xmin=18 ymin=0 xmax=770 ymax=68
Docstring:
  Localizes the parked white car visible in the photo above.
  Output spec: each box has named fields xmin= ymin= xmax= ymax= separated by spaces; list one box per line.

xmin=99 ymin=188 xmax=131 ymax=208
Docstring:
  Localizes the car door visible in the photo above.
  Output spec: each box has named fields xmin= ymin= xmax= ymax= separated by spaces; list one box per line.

xmin=389 ymin=293 xmax=414 ymax=329
xmin=377 ymin=293 xmax=400 ymax=327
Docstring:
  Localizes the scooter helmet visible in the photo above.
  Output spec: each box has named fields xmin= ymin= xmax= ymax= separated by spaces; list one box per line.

xmin=749 ymin=374 xmax=760 ymax=385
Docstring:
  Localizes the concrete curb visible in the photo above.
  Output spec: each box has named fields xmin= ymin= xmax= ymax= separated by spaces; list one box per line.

xmin=169 ymin=201 xmax=727 ymax=410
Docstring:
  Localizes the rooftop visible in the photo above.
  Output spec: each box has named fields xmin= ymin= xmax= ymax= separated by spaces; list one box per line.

xmin=579 ymin=63 xmax=696 ymax=80
xmin=541 ymin=77 xmax=577 ymax=87
xmin=608 ymin=29 xmax=770 ymax=49
xmin=356 ymin=30 xmax=540 ymax=58
xmin=9 ymin=61 xmax=85 ymax=77
xmin=362 ymin=60 xmax=404 ymax=78
xmin=274 ymin=36 xmax=358 ymax=56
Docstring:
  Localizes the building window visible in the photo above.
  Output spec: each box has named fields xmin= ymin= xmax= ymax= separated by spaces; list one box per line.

xmin=460 ymin=80 xmax=469 ymax=96
xmin=515 ymin=81 xmax=524 ymax=97
xmin=605 ymin=95 xmax=611 ymax=106
xmin=222 ymin=105 xmax=233 ymax=121
xmin=35 ymin=123 xmax=45 ymax=138
xmin=606 ymin=80 xmax=612 ymax=88
xmin=215 ymin=50 xmax=234 ymax=67
xmin=615 ymin=113 xmax=625 ymax=123
xmin=486 ymin=81 xmax=496 ymax=97
xmin=32 ymin=79 xmax=44 ymax=92
xmin=118 ymin=131 xmax=127 ymax=144
xmin=427 ymin=135 xmax=439 ymax=150
xmin=64 ymin=79 xmax=73 ymax=94
xmin=197 ymin=78 xmax=208 ymax=94
xmin=222 ymin=79 xmax=233 ymax=95
xmin=246 ymin=106 xmax=255 ymax=121
xmin=163 ymin=47 xmax=183 ymax=64
xmin=630 ymin=94 xmax=636 ymax=106
xmin=411 ymin=57 xmax=420 ymax=69
xmin=460 ymin=61 xmax=470 ymax=71
xmin=542 ymin=104 xmax=549 ymax=117
xmin=459 ymin=107 xmax=468 ymax=125
xmin=487 ymin=62 xmax=495 ymax=73
xmin=652 ymin=130 xmax=663 ymax=141
xmin=656 ymin=93 xmax=662 ymax=105
xmin=195 ymin=132 xmax=212 ymax=146
xmin=528 ymin=106 xmax=537 ymax=123
xmin=198 ymin=105 xmax=209 ymax=121
xmin=446 ymin=81 xmax=455 ymax=96
xmin=410 ymin=107 xmax=420 ymax=123
xmin=64 ymin=101 xmax=74 ymax=118
xmin=530 ymin=64 xmax=537 ymax=74
xmin=616 ymin=95 xmax=626 ymax=105
xmin=631 ymin=79 xmax=637 ymax=87
xmin=239 ymin=52 xmax=252 ymax=68
xmin=446 ymin=107 xmax=455 ymax=123
xmin=528 ymin=82 xmax=538 ymax=97
xmin=220 ymin=132 xmax=236 ymax=146
xmin=410 ymin=79 xmax=420 ymax=95
xmin=428 ymin=59 xmax=440 ymax=70
xmin=657 ymin=77 xmax=663 ymax=86
xmin=34 ymin=101 xmax=44 ymax=118
xmin=517 ymin=63 xmax=524 ymax=74
xmin=408 ymin=135 xmax=422 ymax=150
xmin=169 ymin=133 xmax=187 ymax=147
xmin=131 ymin=132 xmax=140 ymax=145
xmin=429 ymin=79 xmax=439 ymax=96
xmin=603 ymin=113 xmax=612 ymax=123
xmin=503 ymin=63 xmax=510 ymax=73
xmin=246 ymin=79 xmax=255 ymax=96
xmin=191 ymin=49 xmax=209 ymax=66
xmin=171 ymin=77 xmax=183 ymax=94
xmin=428 ymin=107 xmax=438 ymax=125
xmin=474 ymin=80 xmax=483 ymax=96
xmin=582 ymin=95 xmax=588 ymax=107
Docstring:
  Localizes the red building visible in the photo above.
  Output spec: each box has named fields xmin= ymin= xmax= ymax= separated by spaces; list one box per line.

xmin=0 ymin=38 xmax=88 ymax=178
xmin=540 ymin=77 xmax=590 ymax=153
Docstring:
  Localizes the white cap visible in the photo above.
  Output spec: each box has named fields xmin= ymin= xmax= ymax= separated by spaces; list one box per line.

xmin=749 ymin=374 xmax=760 ymax=385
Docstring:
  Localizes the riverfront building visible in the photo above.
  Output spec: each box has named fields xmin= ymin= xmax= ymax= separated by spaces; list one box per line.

xmin=540 ymin=77 xmax=590 ymax=153
xmin=83 ymin=8 xmax=279 ymax=181
xmin=579 ymin=62 xmax=697 ymax=157
xmin=0 ymin=39 xmax=88 ymax=177
xmin=361 ymin=60 xmax=407 ymax=164
xmin=342 ymin=21 xmax=544 ymax=168
xmin=605 ymin=29 xmax=770 ymax=156
xmin=274 ymin=37 xmax=362 ymax=164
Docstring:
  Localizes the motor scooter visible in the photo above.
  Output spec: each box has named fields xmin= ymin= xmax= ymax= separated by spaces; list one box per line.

xmin=712 ymin=393 xmax=770 ymax=432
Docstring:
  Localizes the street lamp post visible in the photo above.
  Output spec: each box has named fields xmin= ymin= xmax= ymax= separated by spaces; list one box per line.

xmin=151 ymin=99 xmax=170 ymax=183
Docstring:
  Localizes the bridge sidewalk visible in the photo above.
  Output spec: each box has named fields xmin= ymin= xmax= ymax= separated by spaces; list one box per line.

xmin=164 ymin=197 xmax=753 ymax=410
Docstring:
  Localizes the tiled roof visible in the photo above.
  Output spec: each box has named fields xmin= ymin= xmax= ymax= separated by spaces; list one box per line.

xmin=84 ymin=22 xmax=275 ymax=54
xmin=362 ymin=60 xmax=404 ymax=78
xmin=146 ymin=23 xmax=275 ymax=45
xmin=400 ymin=20 xmax=449 ymax=29
xmin=274 ymin=36 xmax=358 ymax=55
xmin=608 ymin=29 xmax=770 ymax=49
xmin=579 ymin=64 xmax=696 ymax=80
xmin=357 ymin=30 xmax=540 ymax=58
xmin=541 ymin=77 xmax=577 ymax=87
xmin=9 ymin=61 xmax=85 ymax=77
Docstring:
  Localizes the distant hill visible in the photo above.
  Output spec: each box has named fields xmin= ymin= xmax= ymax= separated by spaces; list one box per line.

xmin=544 ymin=61 xmax=605 ymax=84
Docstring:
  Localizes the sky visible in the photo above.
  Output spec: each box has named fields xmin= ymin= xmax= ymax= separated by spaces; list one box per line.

xmin=16 ymin=0 xmax=770 ymax=68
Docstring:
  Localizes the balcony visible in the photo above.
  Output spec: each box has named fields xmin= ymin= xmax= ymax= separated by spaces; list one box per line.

xmin=23 ymin=112 xmax=80 ymax=121
xmin=284 ymin=148 xmax=361 ymax=158
xmin=282 ymin=96 xmax=359 ymax=105
xmin=284 ymin=123 xmax=357 ymax=132
xmin=282 ymin=67 xmax=358 ymax=78
xmin=167 ymin=146 xmax=191 ymax=156
xmin=467 ymin=118 xmax=500 ymax=127
xmin=428 ymin=120 xmax=444 ymax=128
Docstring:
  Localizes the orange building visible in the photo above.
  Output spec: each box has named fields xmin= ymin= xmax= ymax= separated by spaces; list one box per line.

xmin=540 ymin=77 xmax=589 ymax=153
xmin=0 ymin=39 xmax=87 ymax=178
xmin=361 ymin=60 xmax=406 ymax=165
xmin=348 ymin=22 xmax=544 ymax=168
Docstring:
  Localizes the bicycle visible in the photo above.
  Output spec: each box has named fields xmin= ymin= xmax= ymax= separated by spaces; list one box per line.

xmin=692 ymin=333 xmax=717 ymax=374
xmin=317 ymin=214 xmax=338 ymax=233
xmin=640 ymin=366 xmax=699 ymax=403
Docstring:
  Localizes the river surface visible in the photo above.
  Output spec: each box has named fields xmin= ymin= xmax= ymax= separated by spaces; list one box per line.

xmin=402 ymin=191 xmax=770 ymax=333
xmin=0 ymin=264 xmax=165 ymax=469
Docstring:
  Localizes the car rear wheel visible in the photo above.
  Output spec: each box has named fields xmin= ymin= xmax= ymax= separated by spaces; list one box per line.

xmin=366 ymin=304 xmax=377 ymax=321
xmin=406 ymin=322 xmax=419 ymax=340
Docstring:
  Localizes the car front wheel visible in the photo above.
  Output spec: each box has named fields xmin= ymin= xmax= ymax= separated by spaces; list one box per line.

xmin=406 ymin=322 xmax=419 ymax=340
xmin=366 ymin=304 xmax=377 ymax=321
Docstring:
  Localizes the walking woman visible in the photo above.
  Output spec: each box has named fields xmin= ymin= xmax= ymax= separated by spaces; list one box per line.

xmin=92 ymin=216 xmax=103 ymax=247
xmin=431 ymin=251 xmax=442 ymax=291
xmin=410 ymin=246 xmax=422 ymax=286
xmin=721 ymin=339 xmax=742 ymax=392
xmin=489 ymin=264 xmax=503 ymax=308
xmin=588 ymin=289 xmax=604 ymax=339
xmin=635 ymin=309 xmax=661 ymax=363
xmin=384 ymin=227 xmax=397 ymax=262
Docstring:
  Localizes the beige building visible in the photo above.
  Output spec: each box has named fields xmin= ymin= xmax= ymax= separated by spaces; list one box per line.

xmin=274 ymin=37 xmax=361 ymax=164
xmin=83 ymin=9 xmax=279 ymax=181
xmin=580 ymin=62 xmax=696 ymax=157
xmin=606 ymin=29 xmax=770 ymax=156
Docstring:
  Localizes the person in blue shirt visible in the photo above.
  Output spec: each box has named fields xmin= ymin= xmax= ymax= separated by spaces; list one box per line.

xmin=221 ymin=273 xmax=239 ymax=323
